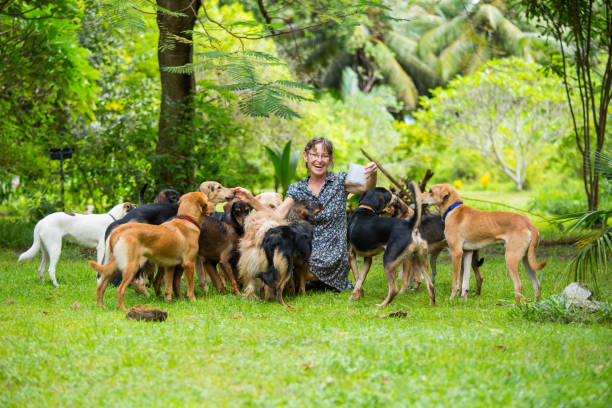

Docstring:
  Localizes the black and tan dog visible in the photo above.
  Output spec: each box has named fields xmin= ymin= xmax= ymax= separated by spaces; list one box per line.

xmin=348 ymin=183 xmax=434 ymax=307
xmin=257 ymin=200 xmax=320 ymax=310
xmin=138 ymin=183 xmax=181 ymax=206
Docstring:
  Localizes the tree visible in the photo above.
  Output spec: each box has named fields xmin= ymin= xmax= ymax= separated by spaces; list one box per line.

xmin=513 ymin=0 xmax=612 ymax=210
xmin=417 ymin=58 xmax=570 ymax=190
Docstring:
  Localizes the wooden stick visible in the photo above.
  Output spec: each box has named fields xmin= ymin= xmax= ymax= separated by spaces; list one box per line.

xmin=360 ymin=149 xmax=412 ymax=199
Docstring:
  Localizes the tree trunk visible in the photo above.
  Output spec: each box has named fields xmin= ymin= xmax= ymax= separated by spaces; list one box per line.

xmin=154 ymin=0 xmax=201 ymax=191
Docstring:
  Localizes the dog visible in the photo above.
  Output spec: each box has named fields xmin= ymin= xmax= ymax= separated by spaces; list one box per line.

xmin=89 ymin=192 xmax=215 ymax=311
xmin=400 ymin=215 xmax=485 ymax=296
xmin=237 ymin=192 xmax=287 ymax=298
xmin=422 ymin=183 xmax=545 ymax=302
xmin=162 ymin=199 xmax=252 ymax=297
xmin=257 ymin=200 xmax=320 ymax=309
xmin=347 ymin=183 xmax=434 ymax=306
xmin=107 ymin=182 xmax=234 ymax=294
xmin=138 ymin=184 xmax=181 ymax=206
xmin=18 ymin=202 xmax=136 ymax=286
xmin=254 ymin=192 xmax=283 ymax=210
xmin=198 ymin=181 xmax=235 ymax=204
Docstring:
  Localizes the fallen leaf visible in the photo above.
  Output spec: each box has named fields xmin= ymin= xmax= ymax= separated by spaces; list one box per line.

xmin=488 ymin=328 xmax=503 ymax=334
xmin=494 ymin=345 xmax=508 ymax=351
xmin=3 ymin=300 xmax=14 ymax=305
xmin=71 ymin=302 xmax=80 ymax=310
xmin=302 ymin=361 xmax=315 ymax=369
xmin=379 ymin=310 xmax=409 ymax=318
xmin=42 ymin=311 xmax=48 ymax=315
xmin=381 ymin=378 xmax=390 ymax=384
xmin=230 ymin=315 xmax=243 ymax=319
xmin=338 ymin=331 xmax=349 ymax=336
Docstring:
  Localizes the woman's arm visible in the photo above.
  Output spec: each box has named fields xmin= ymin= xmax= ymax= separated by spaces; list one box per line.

xmin=345 ymin=161 xmax=378 ymax=194
xmin=234 ymin=187 xmax=294 ymax=218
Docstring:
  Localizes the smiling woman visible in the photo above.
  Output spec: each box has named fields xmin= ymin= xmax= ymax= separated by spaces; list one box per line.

xmin=235 ymin=137 xmax=378 ymax=291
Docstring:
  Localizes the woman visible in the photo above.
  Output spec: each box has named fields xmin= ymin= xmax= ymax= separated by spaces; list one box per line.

xmin=235 ymin=137 xmax=377 ymax=291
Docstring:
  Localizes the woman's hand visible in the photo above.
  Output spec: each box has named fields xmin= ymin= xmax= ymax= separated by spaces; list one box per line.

xmin=364 ymin=162 xmax=378 ymax=178
xmin=233 ymin=187 xmax=255 ymax=202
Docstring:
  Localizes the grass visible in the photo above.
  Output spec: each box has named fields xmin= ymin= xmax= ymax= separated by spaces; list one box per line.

xmin=1 ymin=242 xmax=611 ymax=408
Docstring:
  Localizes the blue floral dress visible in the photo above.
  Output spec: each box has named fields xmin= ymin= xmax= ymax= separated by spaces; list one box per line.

xmin=286 ymin=172 xmax=354 ymax=291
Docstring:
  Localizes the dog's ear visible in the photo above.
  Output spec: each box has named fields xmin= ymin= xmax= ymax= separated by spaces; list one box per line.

xmin=439 ymin=185 xmax=451 ymax=202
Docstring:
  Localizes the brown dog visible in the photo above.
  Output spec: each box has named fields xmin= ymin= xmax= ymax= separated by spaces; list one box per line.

xmin=89 ymin=192 xmax=215 ymax=310
xmin=198 ymin=181 xmax=235 ymax=204
xmin=422 ymin=184 xmax=545 ymax=302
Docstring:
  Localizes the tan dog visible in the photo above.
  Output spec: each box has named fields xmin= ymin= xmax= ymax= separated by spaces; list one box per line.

xmin=198 ymin=181 xmax=235 ymax=204
xmin=422 ymin=184 xmax=545 ymax=302
xmin=89 ymin=192 xmax=215 ymax=310
xmin=254 ymin=192 xmax=283 ymax=210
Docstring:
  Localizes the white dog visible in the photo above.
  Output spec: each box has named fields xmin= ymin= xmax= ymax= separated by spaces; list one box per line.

xmin=18 ymin=202 xmax=136 ymax=286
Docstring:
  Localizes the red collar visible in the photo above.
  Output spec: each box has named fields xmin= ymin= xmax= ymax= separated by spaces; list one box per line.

xmin=177 ymin=215 xmax=200 ymax=230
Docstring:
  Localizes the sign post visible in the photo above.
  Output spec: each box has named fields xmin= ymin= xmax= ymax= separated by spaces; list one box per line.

xmin=49 ymin=147 xmax=73 ymax=211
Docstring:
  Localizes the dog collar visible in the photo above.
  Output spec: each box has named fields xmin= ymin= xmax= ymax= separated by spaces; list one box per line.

xmin=177 ymin=215 xmax=201 ymax=230
xmin=443 ymin=202 xmax=463 ymax=220
xmin=358 ymin=204 xmax=376 ymax=213
xmin=108 ymin=213 xmax=117 ymax=222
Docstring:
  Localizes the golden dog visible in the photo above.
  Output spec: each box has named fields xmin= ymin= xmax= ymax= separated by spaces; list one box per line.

xmin=422 ymin=184 xmax=545 ymax=302
xmin=89 ymin=192 xmax=214 ymax=310
xmin=198 ymin=181 xmax=235 ymax=204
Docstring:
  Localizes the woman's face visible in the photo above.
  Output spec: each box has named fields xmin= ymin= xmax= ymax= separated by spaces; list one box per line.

xmin=303 ymin=142 xmax=331 ymax=178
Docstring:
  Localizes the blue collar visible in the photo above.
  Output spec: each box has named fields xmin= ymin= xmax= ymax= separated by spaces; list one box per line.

xmin=443 ymin=202 xmax=463 ymax=220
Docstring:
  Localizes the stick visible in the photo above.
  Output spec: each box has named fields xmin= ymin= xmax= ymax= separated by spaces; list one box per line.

xmin=360 ymin=149 xmax=412 ymax=199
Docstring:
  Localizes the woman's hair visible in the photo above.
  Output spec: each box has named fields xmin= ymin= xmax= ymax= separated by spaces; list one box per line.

xmin=304 ymin=137 xmax=333 ymax=157
xmin=304 ymin=137 xmax=334 ymax=171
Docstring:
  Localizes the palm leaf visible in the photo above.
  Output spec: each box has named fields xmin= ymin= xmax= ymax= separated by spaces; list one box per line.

xmin=371 ymin=40 xmax=419 ymax=109
xmin=439 ymin=34 xmax=475 ymax=81
xmin=417 ymin=15 xmax=467 ymax=58
xmin=386 ymin=31 xmax=441 ymax=92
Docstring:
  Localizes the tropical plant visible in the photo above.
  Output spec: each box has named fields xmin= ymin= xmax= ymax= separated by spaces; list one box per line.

xmin=415 ymin=58 xmax=571 ymax=190
xmin=264 ymin=141 xmax=301 ymax=194
xmin=514 ymin=0 xmax=612 ymax=211
xmin=258 ymin=0 xmax=557 ymax=110
xmin=553 ymin=151 xmax=612 ymax=293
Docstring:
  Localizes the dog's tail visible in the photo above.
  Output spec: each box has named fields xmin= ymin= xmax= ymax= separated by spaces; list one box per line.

xmin=89 ymin=238 xmax=118 ymax=277
xmin=139 ymin=183 xmax=149 ymax=206
xmin=408 ymin=181 xmax=423 ymax=231
xmin=89 ymin=257 xmax=117 ymax=277
xmin=527 ymin=224 xmax=547 ymax=271
xmin=18 ymin=223 xmax=42 ymax=261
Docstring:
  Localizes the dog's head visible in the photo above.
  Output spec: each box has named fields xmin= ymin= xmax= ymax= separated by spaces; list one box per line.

xmin=422 ymin=184 xmax=456 ymax=209
xmin=178 ymin=192 xmax=215 ymax=219
xmin=359 ymin=187 xmax=401 ymax=216
xmin=255 ymin=192 xmax=283 ymax=210
xmin=122 ymin=203 xmax=138 ymax=215
xmin=223 ymin=199 xmax=252 ymax=230
xmin=286 ymin=200 xmax=321 ymax=224
xmin=198 ymin=181 xmax=235 ymax=204
xmin=154 ymin=189 xmax=181 ymax=204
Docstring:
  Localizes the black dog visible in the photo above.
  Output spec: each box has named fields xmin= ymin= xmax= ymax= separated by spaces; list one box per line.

xmin=347 ymin=183 xmax=434 ymax=307
xmin=257 ymin=200 xmax=320 ymax=310
xmin=138 ymin=184 xmax=181 ymax=206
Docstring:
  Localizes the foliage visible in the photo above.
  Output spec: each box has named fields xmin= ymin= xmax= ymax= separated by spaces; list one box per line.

xmin=513 ymin=0 xmax=612 ymax=210
xmin=509 ymin=295 xmax=612 ymax=324
xmin=264 ymin=141 xmax=301 ymax=194
xmin=415 ymin=58 xmax=571 ymax=190
xmin=0 ymin=0 xmax=100 ymax=205
xmin=256 ymin=0 xmax=558 ymax=111
xmin=552 ymin=151 xmax=612 ymax=293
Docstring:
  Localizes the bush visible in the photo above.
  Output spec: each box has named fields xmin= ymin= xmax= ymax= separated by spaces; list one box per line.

xmin=528 ymin=184 xmax=586 ymax=215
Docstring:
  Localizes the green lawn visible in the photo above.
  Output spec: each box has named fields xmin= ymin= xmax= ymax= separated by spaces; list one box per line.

xmin=1 ymin=243 xmax=610 ymax=408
